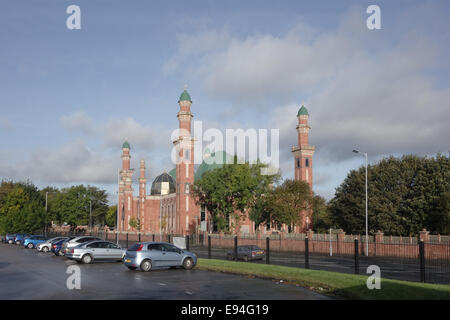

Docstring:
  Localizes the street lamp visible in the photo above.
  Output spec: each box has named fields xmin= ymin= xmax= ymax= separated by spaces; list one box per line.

xmin=353 ymin=149 xmax=368 ymax=257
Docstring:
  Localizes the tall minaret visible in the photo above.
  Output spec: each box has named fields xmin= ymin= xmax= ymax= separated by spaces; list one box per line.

xmin=138 ymin=159 xmax=146 ymax=230
xmin=292 ymin=105 xmax=315 ymax=231
xmin=173 ymin=89 xmax=196 ymax=235
xmin=120 ymin=141 xmax=134 ymax=231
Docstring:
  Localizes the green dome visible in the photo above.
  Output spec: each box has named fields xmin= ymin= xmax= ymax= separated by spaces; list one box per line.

xmin=122 ymin=141 xmax=130 ymax=149
xmin=178 ymin=90 xmax=192 ymax=102
xmin=297 ymin=105 xmax=309 ymax=116
xmin=168 ymin=167 xmax=176 ymax=180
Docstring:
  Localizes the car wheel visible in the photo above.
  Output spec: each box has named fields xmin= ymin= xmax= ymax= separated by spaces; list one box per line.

xmin=82 ymin=254 xmax=93 ymax=264
xmin=183 ymin=258 xmax=194 ymax=270
xmin=140 ymin=259 xmax=152 ymax=272
xmin=127 ymin=266 xmax=137 ymax=270
xmin=43 ymin=246 xmax=49 ymax=252
xmin=27 ymin=243 xmax=34 ymax=249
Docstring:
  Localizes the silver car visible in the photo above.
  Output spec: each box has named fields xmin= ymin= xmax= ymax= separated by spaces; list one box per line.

xmin=65 ymin=240 xmax=126 ymax=264
xmin=61 ymin=236 xmax=102 ymax=255
xmin=123 ymin=242 xmax=197 ymax=272
xmin=37 ymin=237 xmax=69 ymax=252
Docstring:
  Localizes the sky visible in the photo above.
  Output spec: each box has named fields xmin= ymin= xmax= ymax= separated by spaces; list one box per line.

xmin=0 ymin=0 xmax=449 ymax=203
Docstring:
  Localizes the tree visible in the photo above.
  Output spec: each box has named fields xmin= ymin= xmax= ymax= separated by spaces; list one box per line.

xmin=264 ymin=179 xmax=312 ymax=230
xmin=51 ymin=185 xmax=109 ymax=229
xmin=329 ymin=154 xmax=450 ymax=235
xmin=312 ymin=194 xmax=333 ymax=233
xmin=0 ymin=181 xmax=45 ymax=234
xmin=105 ymin=205 xmax=117 ymax=228
xmin=191 ymin=157 xmax=280 ymax=233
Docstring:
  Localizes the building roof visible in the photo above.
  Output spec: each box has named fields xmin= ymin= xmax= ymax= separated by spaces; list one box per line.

xmin=150 ymin=172 xmax=176 ymax=195
xmin=297 ymin=105 xmax=309 ymax=116
xmin=122 ymin=141 xmax=130 ymax=149
xmin=178 ymin=90 xmax=192 ymax=103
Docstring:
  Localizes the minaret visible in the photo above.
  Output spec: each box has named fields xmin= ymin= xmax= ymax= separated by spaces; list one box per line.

xmin=292 ymin=105 xmax=315 ymax=231
xmin=120 ymin=141 xmax=134 ymax=231
xmin=138 ymin=159 xmax=146 ymax=229
xmin=173 ymin=89 xmax=196 ymax=235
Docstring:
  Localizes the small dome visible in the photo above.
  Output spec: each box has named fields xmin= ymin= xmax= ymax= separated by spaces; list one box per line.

xmin=151 ymin=172 xmax=176 ymax=195
xmin=297 ymin=105 xmax=309 ymax=116
xmin=178 ymin=90 xmax=192 ymax=103
xmin=122 ymin=141 xmax=130 ymax=149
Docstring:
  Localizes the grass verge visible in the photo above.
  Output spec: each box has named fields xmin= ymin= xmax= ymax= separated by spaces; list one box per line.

xmin=196 ymin=258 xmax=450 ymax=300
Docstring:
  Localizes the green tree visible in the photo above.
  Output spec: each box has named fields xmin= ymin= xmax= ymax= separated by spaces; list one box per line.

xmin=312 ymin=194 xmax=333 ymax=233
xmin=330 ymin=154 xmax=450 ymax=235
xmin=0 ymin=181 xmax=45 ymax=234
xmin=264 ymin=179 xmax=312 ymax=229
xmin=191 ymin=157 xmax=280 ymax=233
xmin=105 ymin=205 xmax=117 ymax=228
xmin=51 ymin=185 xmax=109 ymax=229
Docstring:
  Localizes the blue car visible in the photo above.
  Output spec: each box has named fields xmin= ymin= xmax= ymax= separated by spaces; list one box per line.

xmin=14 ymin=234 xmax=31 ymax=245
xmin=23 ymin=235 xmax=47 ymax=249
xmin=3 ymin=234 xmax=16 ymax=244
xmin=51 ymin=238 xmax=72 ymax=256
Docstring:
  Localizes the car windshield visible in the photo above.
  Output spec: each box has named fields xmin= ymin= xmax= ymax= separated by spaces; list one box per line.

xmin=128 ymin=243 xmax=142 ymax=251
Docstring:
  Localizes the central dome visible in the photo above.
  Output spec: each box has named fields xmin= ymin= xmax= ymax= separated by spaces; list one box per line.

xmin=151 ymin=172 xmax=176 ymax=195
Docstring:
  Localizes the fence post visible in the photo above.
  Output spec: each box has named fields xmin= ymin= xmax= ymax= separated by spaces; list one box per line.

xmin=354 ymin=238 xmax=359 ymax=274
xmin=208 ymin=235 xmax=211 ymax=259
xmin=186 ymin=235 xmax=190 ymax=251
xmin=419 ymin=240 xmax=425 ymax=282
xmin=152 ymin=234 xmax=155 ymax=242
xmin=168 ymin=234 xmax=171 ymax=243
xmin=266 ymin=237 xmax=270 ymax=264
xmin=305 ymin=236 xmax=309 ymax=269
xmin=234 ymin=235 xmax=238 ymax=261
xmin=138 ymin=233 xmax=141 ymax=243
xmin=126 ymin=233 xmax=128 ymax=249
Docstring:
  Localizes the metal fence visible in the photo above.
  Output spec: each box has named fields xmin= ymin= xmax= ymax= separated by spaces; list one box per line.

xmin=43 ymin=230 xmax=450 ymax=285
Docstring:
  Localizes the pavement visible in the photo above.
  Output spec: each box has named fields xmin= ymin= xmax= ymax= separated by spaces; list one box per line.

xmin=0 ymin=243 xmax=331 ymax=300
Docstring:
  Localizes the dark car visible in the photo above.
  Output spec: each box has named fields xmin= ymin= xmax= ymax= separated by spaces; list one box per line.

xmin=51 ymin=237 xmax=75 ymax=256
xmin=14 ymin=234 xmax=31 ymax=245
xmin=4 ymin=234 xmax=17 ymax=244
xmin=226 ymin=245 xmax=265 ymax=262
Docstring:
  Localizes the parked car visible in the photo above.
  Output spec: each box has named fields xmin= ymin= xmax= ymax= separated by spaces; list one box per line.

xmin=123 ymin=242 xmax=197 ymax=272
xmin=51 ymin=238 xmax=70 ymax=256
xmin=37 ymin=237 xmax=69 ymax=252
xmin=14 ymin=234 xmax=31 ymax=245
xmin=61 ymin=236 xmax=102 ymax=255
xmin=23 ymin=235 xmax=47 ymax=249
xmin=65 ymin=240 xmax=126 ymax=264
xmin=226 ymin=245 xmax=265 ymax=261
xmin=3 ymin=234 xmax=16 ymax=244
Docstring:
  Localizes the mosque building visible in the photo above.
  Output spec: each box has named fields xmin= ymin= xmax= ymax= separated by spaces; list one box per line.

xmin=117 ymin=90 xmax=314 ymax=235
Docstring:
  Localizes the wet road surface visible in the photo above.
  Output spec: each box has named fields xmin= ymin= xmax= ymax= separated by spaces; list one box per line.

xmin=0 ymin=243 xmax=331 ymax=300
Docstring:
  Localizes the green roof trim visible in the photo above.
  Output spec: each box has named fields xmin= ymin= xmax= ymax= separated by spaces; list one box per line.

xmin=122 ymin=141 xmax=130 ymax=149
xmin=297 ymin=105 xmax=309 ymax=116
xmin=178 ymin=90 xmax=192 ymax=102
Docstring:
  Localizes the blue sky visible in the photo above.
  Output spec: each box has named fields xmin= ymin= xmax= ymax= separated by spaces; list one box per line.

xmin=1 ymin=0 xmax=449 ymax=203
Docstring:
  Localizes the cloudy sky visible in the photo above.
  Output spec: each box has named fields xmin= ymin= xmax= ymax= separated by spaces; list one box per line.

xmin=1 ymin=0 xmax=449 ymax=202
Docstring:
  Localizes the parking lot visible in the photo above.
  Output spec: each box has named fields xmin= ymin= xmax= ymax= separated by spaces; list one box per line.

xmin=0 ymin=243 xmax=331 ymax=300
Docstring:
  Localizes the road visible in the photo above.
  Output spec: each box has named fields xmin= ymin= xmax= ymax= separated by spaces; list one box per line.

xmin=0 ymin=243 xmax=331 ymax=300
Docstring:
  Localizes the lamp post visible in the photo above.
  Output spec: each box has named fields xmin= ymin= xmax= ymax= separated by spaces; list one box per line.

xmin=353 ymin=149 xmax=368 ymax=257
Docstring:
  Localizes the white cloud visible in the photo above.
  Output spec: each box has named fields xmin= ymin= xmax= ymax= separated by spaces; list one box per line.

xmin=60 ymin=111 xmax=93 ymax=134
